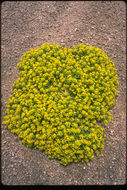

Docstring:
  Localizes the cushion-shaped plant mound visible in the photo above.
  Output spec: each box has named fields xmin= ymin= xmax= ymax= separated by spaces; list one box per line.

xmin=3 ymin=43 xmax=119 ymax=166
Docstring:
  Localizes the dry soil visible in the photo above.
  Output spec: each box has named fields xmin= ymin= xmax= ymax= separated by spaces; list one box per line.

xmin=1 ymin=1 xmax=126 ymax=185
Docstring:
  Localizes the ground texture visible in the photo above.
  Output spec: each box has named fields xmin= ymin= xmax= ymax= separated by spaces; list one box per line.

xmin=1 ymin=1 xmax=126 ymax=185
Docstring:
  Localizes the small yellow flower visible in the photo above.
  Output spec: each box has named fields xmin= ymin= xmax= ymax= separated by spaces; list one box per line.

xmin=3 ymin=43 xmax=118 ymax=166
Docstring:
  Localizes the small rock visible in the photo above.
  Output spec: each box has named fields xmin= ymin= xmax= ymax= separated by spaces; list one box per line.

xmin=79 ymin=39 xmax=83 ymax=42
xmin=75 ymin=28 xmax=78 ymax=31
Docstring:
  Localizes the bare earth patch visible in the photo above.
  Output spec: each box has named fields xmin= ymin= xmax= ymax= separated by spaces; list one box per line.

xmin=1 ymin=1 xmax=126 ymax=185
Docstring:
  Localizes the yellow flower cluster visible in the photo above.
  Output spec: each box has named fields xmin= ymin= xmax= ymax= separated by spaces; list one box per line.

xmin=3 ymin=43 xmax=119 ymax=166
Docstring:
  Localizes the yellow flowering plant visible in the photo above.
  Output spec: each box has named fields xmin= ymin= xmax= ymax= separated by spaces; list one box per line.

xmin=3 ymin=43 xmax=119 ymax=166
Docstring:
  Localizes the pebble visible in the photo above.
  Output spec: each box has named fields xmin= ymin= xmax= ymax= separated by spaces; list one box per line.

xmin=79 ymin=39 xmax=83 ymax=42
xmin=75 ymin=28 xmax=78 ymax=31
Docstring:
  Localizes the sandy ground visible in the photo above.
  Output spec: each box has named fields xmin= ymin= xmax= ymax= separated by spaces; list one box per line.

xmin=1 ymin=1 xmax=126 ymax=185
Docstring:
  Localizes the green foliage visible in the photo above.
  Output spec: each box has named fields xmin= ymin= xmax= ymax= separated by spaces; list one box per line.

xmin=3 ymin=43 xmax=119 ymax=165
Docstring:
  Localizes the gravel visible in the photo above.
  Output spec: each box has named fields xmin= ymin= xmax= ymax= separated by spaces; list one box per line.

xmin=1 ymin=1 xmax=126 ymax=185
